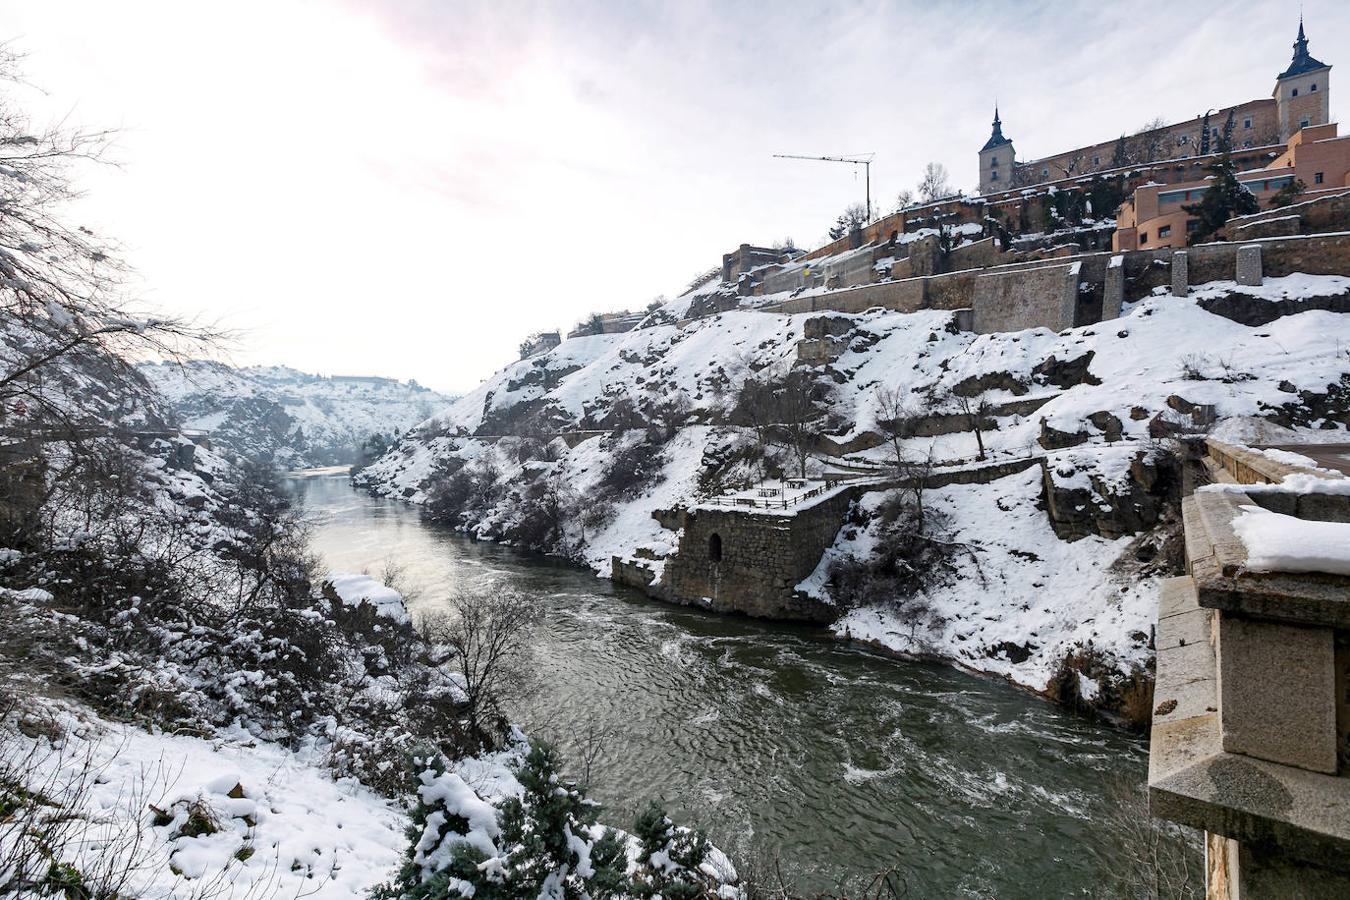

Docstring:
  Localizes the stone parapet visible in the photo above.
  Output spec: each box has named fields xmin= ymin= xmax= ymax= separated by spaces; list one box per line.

xmin=1186 ymin=488 xmax=1350 ymax=630
xmin=1204 ymin=438 xmax=1324 ymax=485
xmin=1149 ymin=573 xmax=1350 ymax=895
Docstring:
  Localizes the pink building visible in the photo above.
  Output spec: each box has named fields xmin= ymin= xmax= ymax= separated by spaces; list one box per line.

xmin=1115 ymin=123 xmax=1350 ymax=252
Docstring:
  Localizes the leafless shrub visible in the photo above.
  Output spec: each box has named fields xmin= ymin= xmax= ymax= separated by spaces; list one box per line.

xmin=734 ymin=371 xmax=824 ymax=480
xmin=598 ymin=434 xmax=666 ymax=501
xmin=421 ymin=586 xmax=539 ymax=748
xmin=827 ymin=495 xmax=966 ymax=643
xmin=1091 ymin=776 xmax=1203 ymax=900
xmin=742 ymin=850 xmax=913 ymax=900
xmin=1178 ymin=353 xmax=1211 ymax=381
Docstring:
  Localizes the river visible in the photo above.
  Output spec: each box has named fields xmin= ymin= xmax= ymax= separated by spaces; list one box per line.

xmin=289 ymin=470 xmax=1147 ymax=897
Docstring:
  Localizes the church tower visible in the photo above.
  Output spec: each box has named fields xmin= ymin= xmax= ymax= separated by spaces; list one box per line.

xmin=1274 ymin=17 xmax=1331 ymax=142
xmin=978 ymin=107 xmax=1015 ymax=195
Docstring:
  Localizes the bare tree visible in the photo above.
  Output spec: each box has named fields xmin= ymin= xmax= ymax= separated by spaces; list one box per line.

xmin=954 ymin=392 xmax=992 ymax=461
xmin=1133 ymin=116 xmax=1170 ymax=163
xmin=893 ymin=189 xmax=916 ymax=212
xmin=828 ymin=202 xmax=870 ymax=240
xmin=772 ymin=371 xmax=822 ymax=480
xmin=917 ymin=162 xmax=952 ymax=203
xmin=0 ymin=48 xmax=218 ymax=436
xmin=427 ymin=586 xmax=539 ymax=746
xmin=1094 ymin=776 xmax=1203 ymax=899
xmin=873 ymin=386 xmax=915 ymax=473
xmin=895 ymin=442 xmax=937 ymax=535
xmin=734 ymin=376 xmax=780 ymax=478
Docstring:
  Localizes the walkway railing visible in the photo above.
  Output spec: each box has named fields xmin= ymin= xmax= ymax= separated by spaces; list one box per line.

xmin=701 ymin=479 xmax=846 ymax=510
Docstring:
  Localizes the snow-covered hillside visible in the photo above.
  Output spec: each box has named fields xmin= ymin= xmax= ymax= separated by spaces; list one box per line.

xmin=361 ymin=274 xmax=1350 ymax=698
xmin=140 ymin=360 xmax=454 ymax=468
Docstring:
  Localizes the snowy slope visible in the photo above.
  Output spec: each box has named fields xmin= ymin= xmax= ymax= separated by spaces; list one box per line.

xmin=361 ymin=276 xmax=1350 ymax=692
xmin=140 ymin=360 xmax=453 ymax=467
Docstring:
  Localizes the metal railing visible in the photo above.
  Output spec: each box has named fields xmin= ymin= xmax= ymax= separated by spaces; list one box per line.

xmin=702 ymin=479 xmax=843 ymax=510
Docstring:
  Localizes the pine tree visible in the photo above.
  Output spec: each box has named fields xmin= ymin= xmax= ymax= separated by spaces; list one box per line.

xmin=627 ymin=801 xmax=712 ymax=900
xmin=374 ymin=743 xmax=633 ymax=900
xmin=1110 ymin=134 xmax=1128 ymax=168
xmin=1268 ymin=178 xmax=1307 ymax=208
xmin=1181 ymin=129 xmax=1259 ymax=244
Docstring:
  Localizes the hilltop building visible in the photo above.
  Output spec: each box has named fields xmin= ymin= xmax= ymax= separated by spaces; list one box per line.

xmin=979 ymin=19 xmax=1331 ymax=195
xmin=1116 ymin=122 xmax=1350 ymax=251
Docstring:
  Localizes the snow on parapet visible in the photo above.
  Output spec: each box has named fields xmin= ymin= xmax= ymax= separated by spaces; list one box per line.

xmin=1233 ymin=505 xmax=1350 ymax=575
xmin=326 ymin=572 xmax=409 ymax=622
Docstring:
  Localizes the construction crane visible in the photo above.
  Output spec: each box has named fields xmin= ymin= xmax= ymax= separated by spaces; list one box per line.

xmin=773 ymin=152 xmax=876 ymax=222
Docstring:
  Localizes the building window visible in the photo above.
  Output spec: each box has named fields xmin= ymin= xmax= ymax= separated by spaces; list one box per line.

xmin=990 ymin=156 xmax=998 ymax=166
xmin=1244 ymin=118 xmax=1252 ymax=129
xmin=708 ymin=533 xmax=723 ymax=563
xmin=1041 ymin=167 xmax=1049 ymax=177
xmin=1178 ymin=135 xmax=1189 ymax=145
xmin=990 ymin=171 xmax=999 ymax=182
xmin=1092 ymin=156 xmax=1100 ymax=166
xmin=1315 ymin=172 xmax=1324 ymax=184
xmin=1187 ymin=220 xmax=1200 ymax=233
xmin=1140 ymin=232 xmax=1148 ymax=245
xmin=1301 ymin=117 xmax=1311 ymax=128
xmin=1311 ymin=83 xmax=1317 ymax=92
xmin=1159 ymin=225 xmax=1172 ymax=238
xmin=1292 ymin=88 xmax=1299 ymax=97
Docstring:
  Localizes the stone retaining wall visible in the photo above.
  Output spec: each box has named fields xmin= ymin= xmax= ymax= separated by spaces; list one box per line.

xmin=971 ymin=262 xmax=1078 ymax=334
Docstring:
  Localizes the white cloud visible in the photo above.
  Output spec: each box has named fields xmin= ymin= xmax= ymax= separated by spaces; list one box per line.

xmin=2 ymin=0 xmax=1344 ymax=391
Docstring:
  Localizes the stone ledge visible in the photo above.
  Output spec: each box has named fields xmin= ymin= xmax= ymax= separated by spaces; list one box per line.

xmin=1185 ymin=491 xmax=1350 ymax=629
xmin=1205 ymin=437 xmax=1326 ymax=485
xmin=1149 ymin=576 xmax=1350 ymax=872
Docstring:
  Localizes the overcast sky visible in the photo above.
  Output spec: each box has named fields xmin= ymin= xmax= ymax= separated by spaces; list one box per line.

xmin=3 ymin=0 xmax=1344 ymax=392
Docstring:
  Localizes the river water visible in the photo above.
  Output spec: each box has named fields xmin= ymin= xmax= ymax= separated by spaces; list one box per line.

xmin=289 ymin=471 xmax=1146 ymax=897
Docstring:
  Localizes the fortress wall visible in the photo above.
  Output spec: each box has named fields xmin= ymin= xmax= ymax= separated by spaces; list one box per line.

xmin=971 ymin=263 xmax=1077 ymax=334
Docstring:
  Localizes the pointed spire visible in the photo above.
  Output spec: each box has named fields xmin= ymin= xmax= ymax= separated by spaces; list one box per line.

xmin=982 ymin=105 xmax=1011 ymax=152
xmin=1279 ymin=13 xmax=1327 ymax=79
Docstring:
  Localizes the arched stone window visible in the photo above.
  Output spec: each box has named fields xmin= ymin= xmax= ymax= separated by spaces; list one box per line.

xmin=708 ymin=533 xmax=723 ymax=563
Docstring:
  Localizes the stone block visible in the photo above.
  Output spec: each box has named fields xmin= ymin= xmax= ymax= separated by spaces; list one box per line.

xmin=1236 ymin=244 xmax=1263 ymax=287
xmin=1171 ymin=250 xmax=1189 ymax=297
xmin=1217 ymin=614 xmax=1338 ymax=774
xmin=1103 ymin=255 xmax=1124 ymax=320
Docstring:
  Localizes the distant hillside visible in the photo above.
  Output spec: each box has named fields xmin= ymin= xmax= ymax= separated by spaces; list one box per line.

xmin=140 ymin=360 xmax=453 ymax=468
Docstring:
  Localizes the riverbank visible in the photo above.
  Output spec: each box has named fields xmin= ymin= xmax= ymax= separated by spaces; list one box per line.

xmin=300 ymin=471 xmax=1149 ymax=895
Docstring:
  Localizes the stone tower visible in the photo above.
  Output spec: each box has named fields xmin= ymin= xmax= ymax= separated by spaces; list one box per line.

xmin=1274 ymin=17 xmax=1331 ymax=142
xmin=978 ymin=107 xmax=1015 ymax=195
